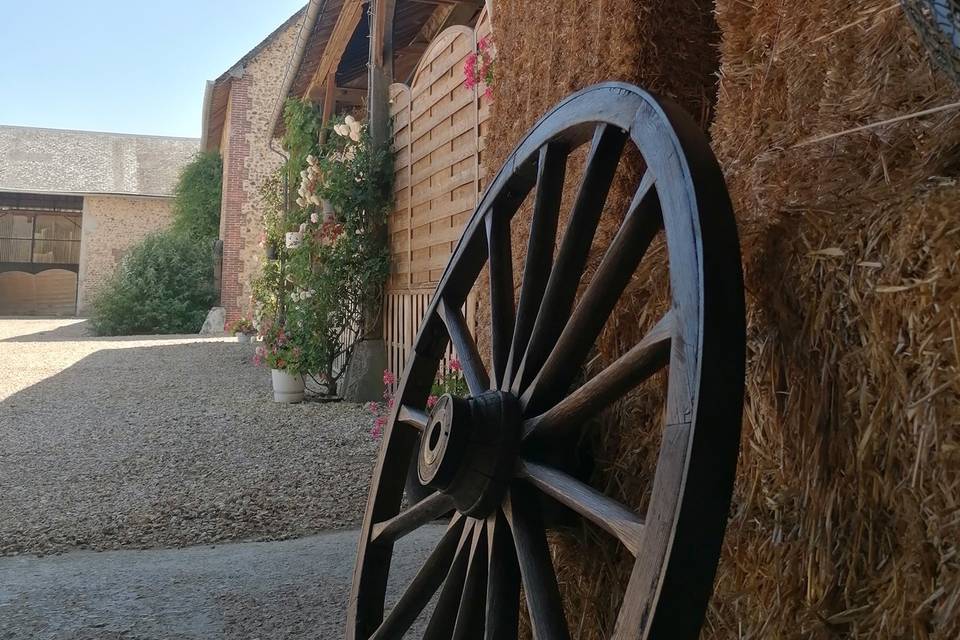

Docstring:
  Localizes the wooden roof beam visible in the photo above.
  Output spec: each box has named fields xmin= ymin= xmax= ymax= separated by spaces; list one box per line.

xmin=304 ymin=0 xmax=365 ymax=104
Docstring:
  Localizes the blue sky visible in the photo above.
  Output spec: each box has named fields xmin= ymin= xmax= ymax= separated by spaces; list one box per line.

xmin=0 ymin=1 xmax=306 ymax=138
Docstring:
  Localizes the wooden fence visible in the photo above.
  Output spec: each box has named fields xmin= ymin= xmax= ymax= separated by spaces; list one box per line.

xmin=383 ymin=10 xmax=492 ymax=384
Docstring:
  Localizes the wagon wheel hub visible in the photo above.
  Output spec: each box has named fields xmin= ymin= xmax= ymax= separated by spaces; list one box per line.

xmin=418 ymin=391 xmax=520 ymax=518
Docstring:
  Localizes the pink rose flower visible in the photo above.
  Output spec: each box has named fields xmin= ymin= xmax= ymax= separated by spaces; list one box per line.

xmin=427 ymin=395 xmax=438 ymax=409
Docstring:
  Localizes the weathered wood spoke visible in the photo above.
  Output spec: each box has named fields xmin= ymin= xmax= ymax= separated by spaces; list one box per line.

xmin=522 ymin=172 xmax=661 ymax=415
xmin=370 ymin=491 xmax=455 ymax=544
xmin=451 ymin=522 xmax=489 ymax=640
xmin=423 ymin=520 xmax=477 ymax=640
xmin=484 ymin=510 xmax=520 ymax=639
xmin=397 ymin=404 xmax=428 ymax=431
xmin=512 ymin=123 xmax=628 ymax=396
xmin=438 ymin=297 xmax=489 ymax=396
xmin=369 ymin=514 xmax=467 ymax=640
xmin=486 ymin=211 xmax=515 ymax=390
xmin=504 ymin=487 xmax=571 ymax=640
xmin=522 ymin=311 xmax=673 ymax=440
xmin=503 ymin=143 xmax=568 ymax=391
xmin=518 ymin=460 xmax=645 ymax=556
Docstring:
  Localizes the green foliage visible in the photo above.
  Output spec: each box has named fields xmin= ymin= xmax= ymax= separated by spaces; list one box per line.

xmin=431 ymin=363 xmax=469 ymax=399
xmin=250 ymin=105 xmax=393 ymax=395
xmin=90 ymin=231 xmax=217 ymax=336
xmin=282 ymin=99 xmax=322 ymax=192
xmin=172 ymin=151 xmax=223 ymax=239
xmin=254 ymin=321 xmax=306 ymax=373
xmin=316 ymin=116 xmax=394 ymax=238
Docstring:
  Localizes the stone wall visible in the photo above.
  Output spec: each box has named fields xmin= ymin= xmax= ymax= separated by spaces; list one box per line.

xmin=76 ymin=195 xmax=174 ymax=313
xmin=219 ymin=15 xmax=304 ymax=325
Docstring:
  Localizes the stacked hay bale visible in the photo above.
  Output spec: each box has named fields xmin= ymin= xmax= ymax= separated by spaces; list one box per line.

xmin=482 ymin=0 xmax=960 ymax=637
xmin=708 ymin=1 xmax=959 ymax=637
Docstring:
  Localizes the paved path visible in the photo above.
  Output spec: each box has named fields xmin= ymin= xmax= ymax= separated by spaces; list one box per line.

xmin=0 ymin=526 xmax=442 ymax=639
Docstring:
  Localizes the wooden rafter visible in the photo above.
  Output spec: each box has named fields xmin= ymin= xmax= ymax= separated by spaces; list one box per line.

xmin=304 ymin=0 xmax=365 ymax=104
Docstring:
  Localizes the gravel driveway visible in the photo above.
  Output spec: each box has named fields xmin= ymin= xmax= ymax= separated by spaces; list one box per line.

xmin=0 ymin=318 xmax=380 ymax=557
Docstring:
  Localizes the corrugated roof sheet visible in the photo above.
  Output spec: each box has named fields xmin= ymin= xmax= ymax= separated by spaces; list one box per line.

xmin=0 ymin=126 xmax=199 ymax=198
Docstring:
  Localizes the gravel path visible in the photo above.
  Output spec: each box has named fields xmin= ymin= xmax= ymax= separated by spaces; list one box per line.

xmin=0 ymin=318 xmax=381 ymax=557
xmin=0 ymin=526 xmax=443 ymax=639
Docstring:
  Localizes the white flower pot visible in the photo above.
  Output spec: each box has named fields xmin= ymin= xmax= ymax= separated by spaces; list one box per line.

xmin=236 ymin=333 xmax=252 ymax=343
xmin=272 ymin=369 xmax=305 ymax=403
xmin=285 ymin=231 xmax=303 ymax=249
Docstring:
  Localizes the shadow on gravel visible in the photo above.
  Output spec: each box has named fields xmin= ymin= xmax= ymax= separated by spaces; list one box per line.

xmin=0 ymin=339 xmax=378 ymax=557
xmin=0 ymin=318 xmax=221 ymax=343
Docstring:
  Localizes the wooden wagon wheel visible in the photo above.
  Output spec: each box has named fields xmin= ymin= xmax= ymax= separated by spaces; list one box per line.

xmin=347 ymin=82 xmax=745 ymax=640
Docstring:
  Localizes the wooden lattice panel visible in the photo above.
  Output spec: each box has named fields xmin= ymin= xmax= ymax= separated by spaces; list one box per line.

xmin=387 ymin=12 xmax=492 ymax=291
xmin=384 ymin=10 xmax=492 ymax=378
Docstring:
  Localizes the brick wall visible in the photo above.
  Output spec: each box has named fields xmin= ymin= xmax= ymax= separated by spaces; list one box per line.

xmin=219 ymin=16 xmax=304 ymax=326
xmin=76 ymin=195 xmax=174 ymax=313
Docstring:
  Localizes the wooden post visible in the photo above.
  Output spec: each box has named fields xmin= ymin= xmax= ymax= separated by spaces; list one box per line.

xmin=366 ymin=0 xmax=396 ymax=340
xmin=340 ymin=0 xmax=396 ymax=403
xmin=319 ymin=70 xmax=337 ymax=146
xmin=368 ymin=0 xmax=396 ymax=148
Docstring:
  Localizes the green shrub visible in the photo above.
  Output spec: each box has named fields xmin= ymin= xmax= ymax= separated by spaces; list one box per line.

xmin=90 ymin=231 xmax=217 ymax=335
xmin=172 ymin=151 xmax=222 ymax=239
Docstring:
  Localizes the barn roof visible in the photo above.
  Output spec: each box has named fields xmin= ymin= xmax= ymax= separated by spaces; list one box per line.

xmin=201 ymin=5 xmax=309 ymax=152
xmin=270 ymin=0 xmax=484 ymax=138
xmin=0 ymin=125 xmax=199 ymax=198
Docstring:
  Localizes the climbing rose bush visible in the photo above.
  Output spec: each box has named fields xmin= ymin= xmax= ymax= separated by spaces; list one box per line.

xmin=464 ymin=36 xmax=495 ymax=100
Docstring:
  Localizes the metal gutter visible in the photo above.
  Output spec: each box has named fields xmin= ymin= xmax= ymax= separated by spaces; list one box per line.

xmin=267 ymin=0 xmax=327 ymax=146
xmin=199 ymin=80 xmax=215 ymax=151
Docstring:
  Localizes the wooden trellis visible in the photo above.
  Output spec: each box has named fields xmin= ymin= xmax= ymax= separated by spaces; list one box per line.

xmin=383 ymin=10 xmax=491 ymax=381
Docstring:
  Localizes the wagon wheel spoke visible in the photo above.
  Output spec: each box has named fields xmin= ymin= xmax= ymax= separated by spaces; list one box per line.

xmin=451 ymin=521 xmax=489 ymax=640
xmin=423 ymin=519 xmax=479 ymax=639
xmin=370 ymin=491 xmax=455 ymax=545
xmin=511 ymin=123 xmax=628 ymax=396
xmin=503 ymin=143 xmax=568 ymax=391
xmin=369 ymin=514 xmax=467 ymax=640
xmin=484 ymin=510 xmax=520 ymax=639
xmin=517 ymin=459 xmax=645 ymax=556
xmin=522 ymin=172 xmax=662 ymax=415
xmin=438 ymin=298 xmax=489 ymax=396
xmin=397 ymin=404 xmax=429 ymax=431
xmin=521 ymin=310 xmax=673 ymax=440
xmin=486 ymin=211 xmax=515 ymax=390
xmin=504 ymin=486 xmax=571 ymax=640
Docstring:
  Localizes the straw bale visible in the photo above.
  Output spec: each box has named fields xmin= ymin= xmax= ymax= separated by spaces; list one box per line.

xmin=704 ymin=1 xmax=960 ymax=637
xmin=477 ymin=0 xmax=960 ymax=637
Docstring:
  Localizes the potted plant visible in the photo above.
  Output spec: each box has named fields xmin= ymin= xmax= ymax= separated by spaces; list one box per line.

xmin=228 ymin=317 xmax=257 ymax=343
xmin=254 ymin=323 xmax=305 ymax=403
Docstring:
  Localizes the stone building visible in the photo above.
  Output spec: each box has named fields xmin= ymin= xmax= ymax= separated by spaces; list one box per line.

xmin=0 ymin=126 xmax=198 ymax=315
xmin=201 ymin=7 xmax=307 ymax=326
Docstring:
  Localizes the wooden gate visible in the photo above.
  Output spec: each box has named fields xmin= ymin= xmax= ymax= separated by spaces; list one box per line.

xmin=383 ymin=10 xmax=492 ymax=383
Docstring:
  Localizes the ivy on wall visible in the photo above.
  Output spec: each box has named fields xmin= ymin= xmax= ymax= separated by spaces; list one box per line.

xmin=172 ymin=151 xmax=223 ymax=240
